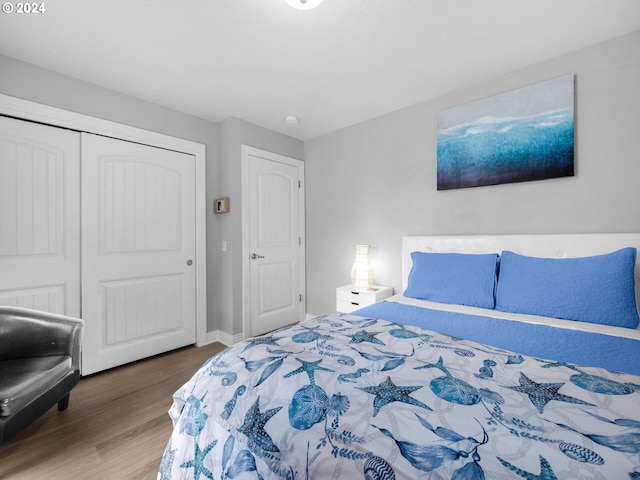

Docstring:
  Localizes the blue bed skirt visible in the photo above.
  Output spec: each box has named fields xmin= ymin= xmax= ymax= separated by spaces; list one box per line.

xmin=353 ymin=301 xmax=640 ymax=376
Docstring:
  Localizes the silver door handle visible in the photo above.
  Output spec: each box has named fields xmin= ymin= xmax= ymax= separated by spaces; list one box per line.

xmin=250 ymin=253 xmax=265 ymax=259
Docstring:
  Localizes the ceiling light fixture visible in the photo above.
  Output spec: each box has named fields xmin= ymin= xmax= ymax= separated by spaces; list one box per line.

xmin=285 ymin=0 xmax=323 ymax=10
xmin=285 ymin=115 xmax=299 ymax=125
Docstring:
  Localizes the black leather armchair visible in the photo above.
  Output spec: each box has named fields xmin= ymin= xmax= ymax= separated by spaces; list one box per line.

xmin=0 ymin=306 xmax=83 ymax=446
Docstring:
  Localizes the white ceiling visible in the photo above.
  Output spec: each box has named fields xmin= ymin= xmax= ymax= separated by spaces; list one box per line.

xmin=1 ymin=0 xmax=639 ymax=140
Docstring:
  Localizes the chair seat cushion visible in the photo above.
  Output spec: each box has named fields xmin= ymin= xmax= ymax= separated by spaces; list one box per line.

xmin=0 ymin=356 xmax=72 ymax=417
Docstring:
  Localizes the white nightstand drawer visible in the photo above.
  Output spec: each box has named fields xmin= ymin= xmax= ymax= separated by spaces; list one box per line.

xmin=336 ymin=288 xmax=365 ymax=302
xmin=336 ymin=285 xmax=393 ymax=313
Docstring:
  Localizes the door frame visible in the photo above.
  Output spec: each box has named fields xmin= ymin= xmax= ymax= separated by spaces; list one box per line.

xmin=0 ymin=93 xmax=208 ymax=347
xmin=241 ymin=145 xmax=305 ymax=338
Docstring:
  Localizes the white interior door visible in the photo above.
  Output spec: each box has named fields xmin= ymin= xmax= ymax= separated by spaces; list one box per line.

xmin=81 ymin=133 xmax=196 ymax=374
xmin=0 ymin=116 xmax=80 ymax=316
xmin=244 ymin=146 xmax=305 ymax=337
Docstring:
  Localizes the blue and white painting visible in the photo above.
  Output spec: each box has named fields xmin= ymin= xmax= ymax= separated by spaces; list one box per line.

xmin=437 ymin=75 xmax=574 ymax=190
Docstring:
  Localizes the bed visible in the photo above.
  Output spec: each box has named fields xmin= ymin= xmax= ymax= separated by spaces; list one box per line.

xmin=158 ymin=234 xmax=640 ymax=479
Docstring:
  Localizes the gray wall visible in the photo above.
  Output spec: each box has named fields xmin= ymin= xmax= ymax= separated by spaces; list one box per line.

xmin=3 ymin=30 xmax=639 ymax=332
xmin=218 ymin=117 xmax=303 ymax=335
xmin=304 ymin=30 xmax=640 ymax=315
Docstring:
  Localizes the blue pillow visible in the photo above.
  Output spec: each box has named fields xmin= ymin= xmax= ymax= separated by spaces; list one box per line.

xmin=404 ymin=252 xmax=498 ymax=309
xmin=495 ymin=248 xmax=640 ymax=329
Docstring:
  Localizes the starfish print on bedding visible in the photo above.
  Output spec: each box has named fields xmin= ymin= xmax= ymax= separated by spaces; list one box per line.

xmin=237 ymin=397 xmax=283 ymax=452
xmin=241 ymin=335 xmax=282 ymax=352
xmin=357 ymin=376 xmax=431 ymax=416
xmin=179 ymin=440 xmax=218 ymax=480
xmin=283 ymin=357 xmax=334 ymax=385
xmin=506 ymin=372 xmax=594 ymax=414
xmin=347 ymin=329 xmax=385 ymax=345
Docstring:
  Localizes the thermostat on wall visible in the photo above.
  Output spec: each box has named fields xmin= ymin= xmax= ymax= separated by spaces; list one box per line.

xmin=214 ymin=197 xmax=229 ymax=214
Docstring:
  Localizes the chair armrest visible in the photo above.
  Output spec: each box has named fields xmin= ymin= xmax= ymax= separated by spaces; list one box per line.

xmin=0 ymin=307 xmax=83 ymax=371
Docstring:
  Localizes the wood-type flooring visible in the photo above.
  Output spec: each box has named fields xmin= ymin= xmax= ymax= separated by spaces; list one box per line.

xmin=0 ymin=342 xmax=226 ymax=479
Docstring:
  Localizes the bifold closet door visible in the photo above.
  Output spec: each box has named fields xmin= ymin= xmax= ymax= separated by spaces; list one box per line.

xmin=0 ymin=116 xmax=80 ymax=316
xmin=81 ymin=133 xmax=197 ymax=375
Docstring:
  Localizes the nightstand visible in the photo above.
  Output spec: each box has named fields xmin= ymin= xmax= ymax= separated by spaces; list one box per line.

xmin=336 ymin=285 xmax=393 ymax=313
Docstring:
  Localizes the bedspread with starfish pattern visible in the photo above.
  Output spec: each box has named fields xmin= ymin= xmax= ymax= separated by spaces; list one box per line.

xmin=158 ymin=313 xmax=640 ymax=479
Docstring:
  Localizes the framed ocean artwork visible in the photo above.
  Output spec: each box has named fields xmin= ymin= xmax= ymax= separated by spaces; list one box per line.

xmin=437 ymin=75 xmax=575 ymax=190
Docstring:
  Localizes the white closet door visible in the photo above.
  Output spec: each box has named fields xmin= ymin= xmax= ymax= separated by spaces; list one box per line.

xmin=0 ymin=116 xmax=80 ymax=316
xmin=81 ymin=133 xmax=196 ymax=374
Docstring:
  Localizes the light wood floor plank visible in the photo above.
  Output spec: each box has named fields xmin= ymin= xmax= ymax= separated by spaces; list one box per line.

xmin=0 ymin=343 xmax=225 ymax=480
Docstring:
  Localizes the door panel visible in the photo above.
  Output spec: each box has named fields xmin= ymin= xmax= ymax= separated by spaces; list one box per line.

xmin=81 ymin=133 xmax=196 ymax=374
xmin=258 ymin=261 xmax=294 ymax=314
xmin=0 ymin=285 xmax=66 ymax=312
xmin=247 ymin=149 xmax=304 ymax=336
xmin=0 ymin=116 xmax=80 ymax=316
xmin=101 ymin=274 xmax=183 ymax=344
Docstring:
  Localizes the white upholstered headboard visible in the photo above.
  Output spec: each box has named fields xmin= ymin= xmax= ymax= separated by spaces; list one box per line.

xmin=402 ymin=234 xmax=640 ymax=303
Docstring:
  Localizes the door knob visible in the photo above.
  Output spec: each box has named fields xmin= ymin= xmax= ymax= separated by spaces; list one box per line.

xmin=186 ymin=259 xmax=193 ymax=266
xmin=250 ymin=253 xmax=265 ymax=259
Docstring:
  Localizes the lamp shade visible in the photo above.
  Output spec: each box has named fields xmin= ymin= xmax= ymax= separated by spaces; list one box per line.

xmin=351 ymin=244 xmax=373 ymax=289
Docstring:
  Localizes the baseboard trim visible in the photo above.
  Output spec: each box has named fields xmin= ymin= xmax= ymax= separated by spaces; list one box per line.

xmin=198 ymin=329 xmax=244 ymax=347
xmin=199 ymin=316 xmax=318 ymax=348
